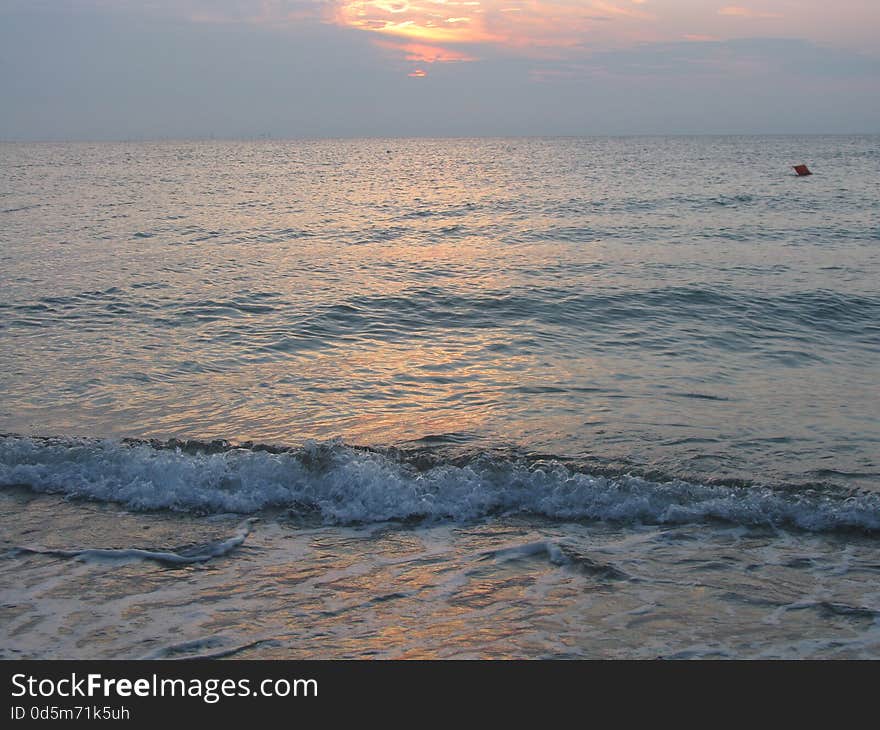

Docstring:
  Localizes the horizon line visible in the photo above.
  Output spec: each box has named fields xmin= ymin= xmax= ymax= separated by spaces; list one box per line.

xmin=2 ymin=131 xmax=879 ymax=144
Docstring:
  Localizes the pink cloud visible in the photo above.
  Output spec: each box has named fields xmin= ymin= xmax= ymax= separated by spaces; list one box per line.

xmin=718 ymin=6 xmax=783 ymax=19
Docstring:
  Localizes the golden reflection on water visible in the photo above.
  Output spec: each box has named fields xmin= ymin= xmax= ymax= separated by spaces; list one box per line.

xmin=4 ymin=138 xmax=878 ymax=489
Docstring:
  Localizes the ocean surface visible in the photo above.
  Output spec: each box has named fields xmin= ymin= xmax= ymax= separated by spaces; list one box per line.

xmin=1 ymin=136 xmax=879 ymax=658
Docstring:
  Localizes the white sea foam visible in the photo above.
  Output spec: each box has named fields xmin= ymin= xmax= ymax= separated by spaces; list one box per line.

xmin=2 ymin=436 xmax=879 ymax=531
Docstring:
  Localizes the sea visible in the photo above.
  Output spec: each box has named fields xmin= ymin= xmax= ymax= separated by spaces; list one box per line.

xmin=1 ymin=136 xmax=879 ymax=659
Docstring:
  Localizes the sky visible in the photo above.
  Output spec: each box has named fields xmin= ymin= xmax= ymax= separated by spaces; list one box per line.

xmin=1 ymin=0 xmax=879 ymax=139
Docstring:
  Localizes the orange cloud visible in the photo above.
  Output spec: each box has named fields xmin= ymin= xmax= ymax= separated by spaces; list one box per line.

xmin=335 ymin=1 xmax=498 ymax=44
xmin=333 ymin=1 xmax=654 ymax=51
xmin=376 ymin=39 xmax=478 ymax=62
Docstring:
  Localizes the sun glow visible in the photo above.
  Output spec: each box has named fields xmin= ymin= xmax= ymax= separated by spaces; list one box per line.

xmin=335 ymin=1 xmax=496 ymax=45
xmin=333 ymin=1 xmax=654 ymax=58
xmin=376 ymin=39 xmax=478 ymax=63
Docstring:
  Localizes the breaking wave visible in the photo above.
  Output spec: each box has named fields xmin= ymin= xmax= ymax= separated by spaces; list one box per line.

xmin=2 ymin=435 xmax=879 ymax=532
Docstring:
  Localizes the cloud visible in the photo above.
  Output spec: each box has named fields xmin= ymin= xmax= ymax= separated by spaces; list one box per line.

xmin=2 ymin=3 xmax=878 ymax=139
xmin=331 ymin=1 xmax=630 ymax=70
xmin=332 ymin=1 xmax=654 ymax=51
xmin=718 ymin=6 xmax=783 ymax=19
xmin=21 ymin=0 xmax=332 ymax=26
xmin=375 ymin=39 xmax=479 ymax=63
xmin=532 ymin=37 xmax=880 ymax=82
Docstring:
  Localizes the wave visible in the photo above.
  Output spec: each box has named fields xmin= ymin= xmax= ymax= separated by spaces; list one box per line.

xmin=140 ymin=637 xmax=279 ymax=660
xmin=240 ymin=285 xmax=879 ymax=353
xmin=3 ymin=286 xmax=878 ymax=364
xmin=479 ymin=540 xmax=631 ymax=579
xmin=9 ymin=518 xmax=255 ymax=565
xmin=2 ymin=436 xmax=880 ymax=533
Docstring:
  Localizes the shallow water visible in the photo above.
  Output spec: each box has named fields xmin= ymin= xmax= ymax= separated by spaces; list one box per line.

xmin=1 ymin=136 xmax=879 ymax=658
xmin=4 ymin=490 xmax=880 ymax=659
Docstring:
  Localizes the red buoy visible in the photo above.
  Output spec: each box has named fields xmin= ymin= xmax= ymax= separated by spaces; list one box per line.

xmin=793 ymin=164 xmax=812 ymax=176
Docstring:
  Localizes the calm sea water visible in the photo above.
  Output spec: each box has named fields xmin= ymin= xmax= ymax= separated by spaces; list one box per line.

xmin=1 ymin=136 xmax=879 ymax=658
